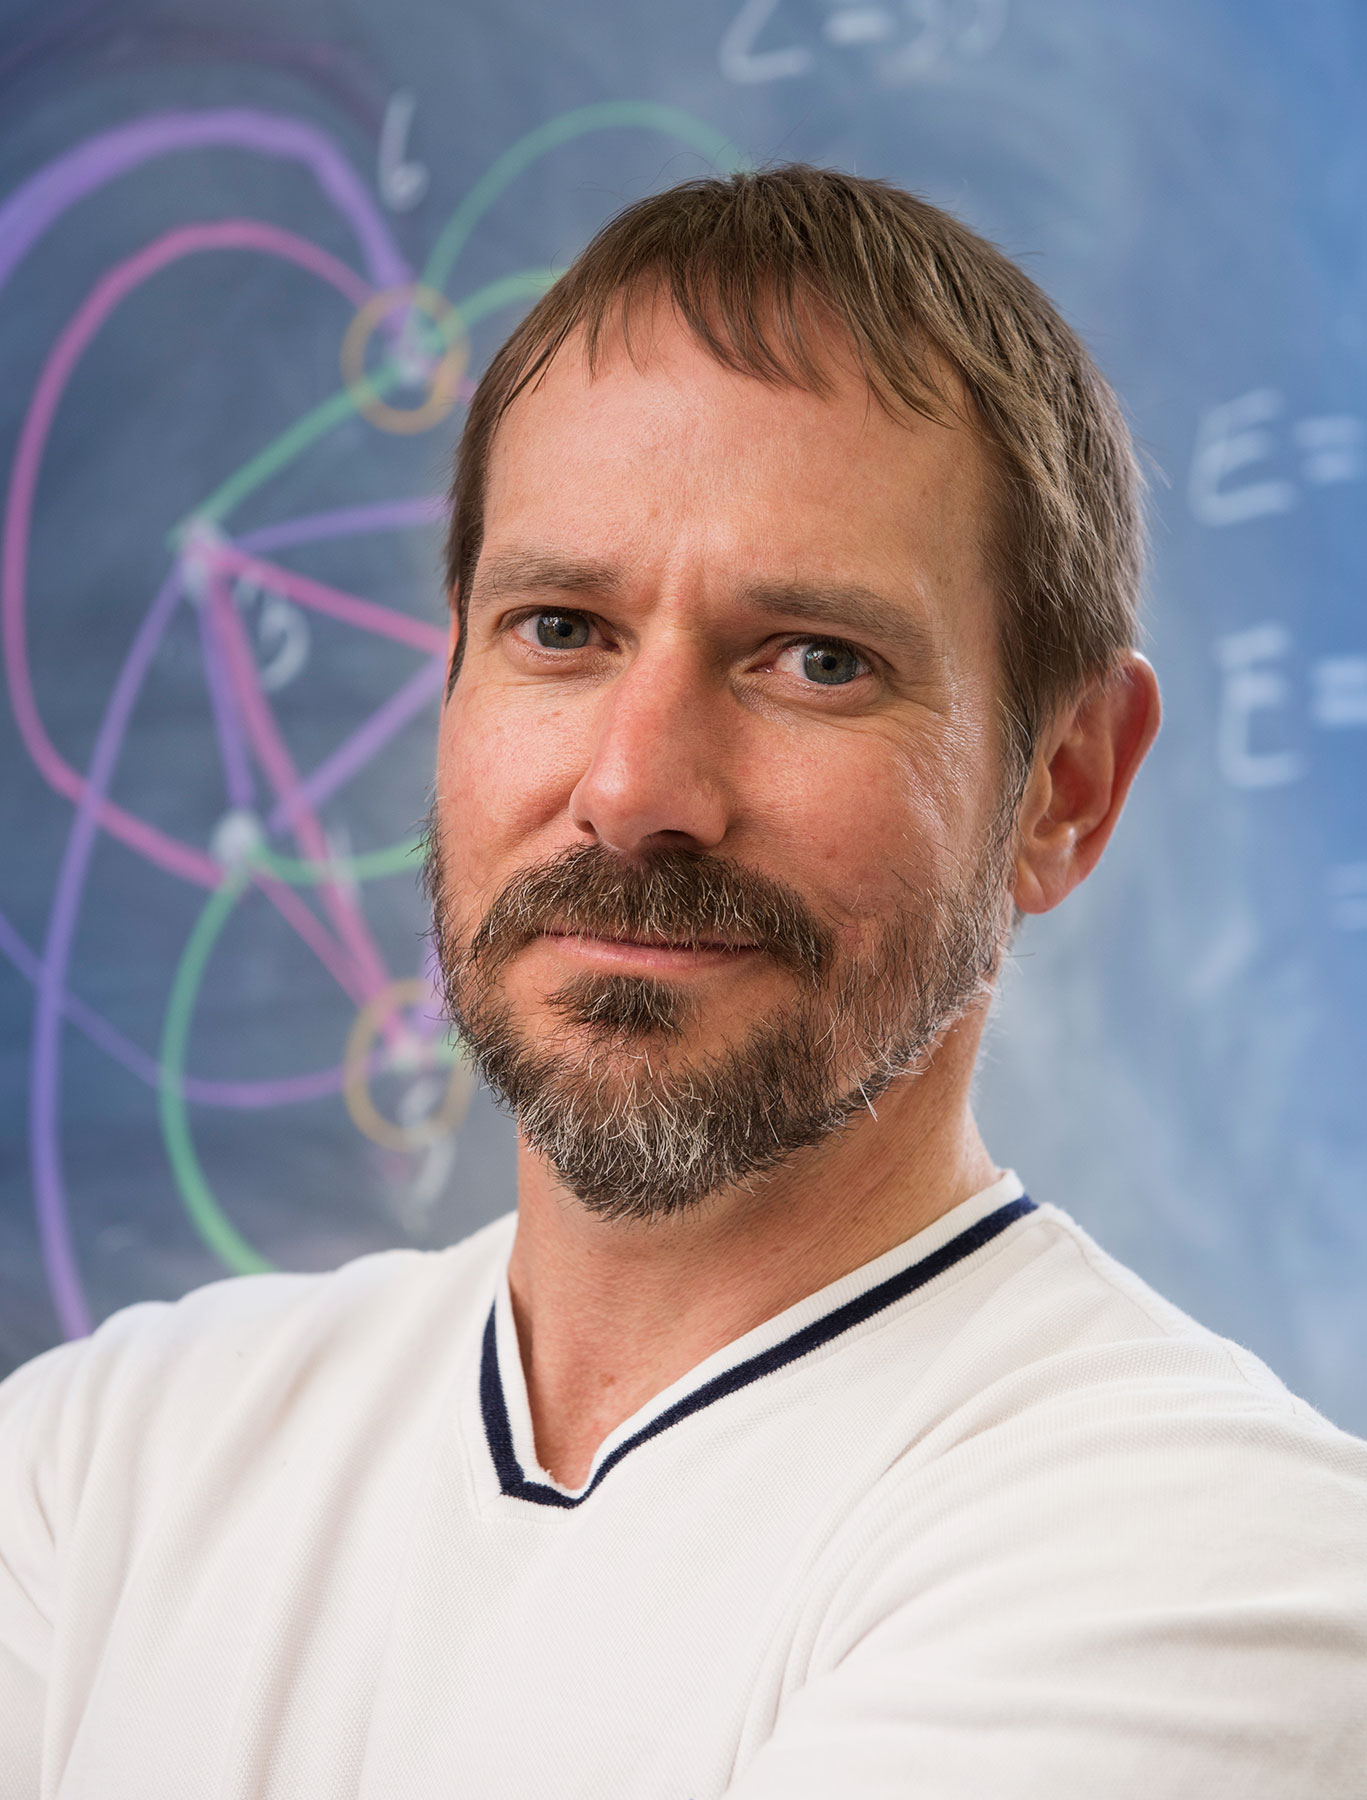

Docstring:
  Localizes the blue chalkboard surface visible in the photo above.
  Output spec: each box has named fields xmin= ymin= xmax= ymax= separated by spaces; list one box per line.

xmin=1 ymin=0 xmax=1363 ymax=1428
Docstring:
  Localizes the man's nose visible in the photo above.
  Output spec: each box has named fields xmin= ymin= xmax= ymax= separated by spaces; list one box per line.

xmin=567 ymin=651 xmax=732 ymax=856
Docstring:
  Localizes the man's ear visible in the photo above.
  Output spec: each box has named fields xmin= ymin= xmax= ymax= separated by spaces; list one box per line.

xmin=444 ymin=589 xmax=464 ymax=699
xmin=1012 ymin=653 xmax=1161 ymax=916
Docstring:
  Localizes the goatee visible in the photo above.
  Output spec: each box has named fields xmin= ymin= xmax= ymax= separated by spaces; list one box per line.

xmin=424 ymin=830 xmax=1009 ymax=1223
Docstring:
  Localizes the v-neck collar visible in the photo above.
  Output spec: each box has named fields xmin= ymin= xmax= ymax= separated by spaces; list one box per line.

xmin=481 ymin=1175 xmax=1034 ymax=1508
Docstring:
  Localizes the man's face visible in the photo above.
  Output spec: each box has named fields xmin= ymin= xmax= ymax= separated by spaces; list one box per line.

xmin=429 ymin=310 xmax=1015 ymax=1218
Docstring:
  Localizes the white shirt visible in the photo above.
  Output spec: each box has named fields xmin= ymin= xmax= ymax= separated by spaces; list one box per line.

xmin=2 ymin=1172 xmax=1364 ymax=1799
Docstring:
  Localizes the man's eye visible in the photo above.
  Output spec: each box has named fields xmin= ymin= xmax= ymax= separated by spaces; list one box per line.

xmin=791 ymin=640 xmax=867 ymax=686
xmin=533 ymin=612 xmax=591 ymax=650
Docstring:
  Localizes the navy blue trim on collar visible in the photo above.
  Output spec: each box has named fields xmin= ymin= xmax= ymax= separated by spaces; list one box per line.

xmin=481 ymin=1192 xmax=1036 ymax=1508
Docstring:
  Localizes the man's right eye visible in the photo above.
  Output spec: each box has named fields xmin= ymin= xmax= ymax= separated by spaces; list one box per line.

xmin=532 ymin=612 xmax=591 ymax=649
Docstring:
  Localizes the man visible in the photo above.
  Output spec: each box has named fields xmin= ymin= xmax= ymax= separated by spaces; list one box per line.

xmin=2 ymin=166 xmax=1364 ymax=1798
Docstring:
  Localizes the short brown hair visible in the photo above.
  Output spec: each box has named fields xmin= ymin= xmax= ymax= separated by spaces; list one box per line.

xmin=444 ymin=164 xmax=1144 ymax=778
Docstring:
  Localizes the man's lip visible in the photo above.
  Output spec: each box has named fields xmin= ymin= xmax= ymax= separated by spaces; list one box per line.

xmin=534 ymin=930 xmax=761 ymax=971
xmin=540 ymin=928 xmax=758 ymax=950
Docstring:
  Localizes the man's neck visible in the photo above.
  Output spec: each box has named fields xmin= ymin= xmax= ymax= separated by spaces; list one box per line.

xmin=505 ymin=1015 xmax=999 ymax=1487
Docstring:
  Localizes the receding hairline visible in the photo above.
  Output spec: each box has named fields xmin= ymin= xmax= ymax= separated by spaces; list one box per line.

xmin=467 ymin=269 xmax=972 ymax=500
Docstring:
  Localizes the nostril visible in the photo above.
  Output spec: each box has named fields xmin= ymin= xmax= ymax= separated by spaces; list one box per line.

xmin=566 ymin=737 xmax=731 ymax=856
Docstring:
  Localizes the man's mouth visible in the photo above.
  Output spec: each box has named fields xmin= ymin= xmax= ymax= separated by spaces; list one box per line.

xmin=537 ymin=928 xmax=761 ymax=970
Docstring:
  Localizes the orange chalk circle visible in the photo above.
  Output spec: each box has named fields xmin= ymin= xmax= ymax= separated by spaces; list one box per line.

xmin=340 ymin=284 xmax=468 ymax=435
xmin=343 ymin=977 xmax=474 ymax=1151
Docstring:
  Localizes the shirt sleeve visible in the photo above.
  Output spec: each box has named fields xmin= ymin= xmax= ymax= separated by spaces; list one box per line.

xmin=725 ymin=1380 xmax=1367 ymax=1800
xmin=0 ymin=1342 xmax=84 ymax=1799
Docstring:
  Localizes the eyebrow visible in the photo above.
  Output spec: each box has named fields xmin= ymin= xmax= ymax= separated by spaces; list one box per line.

xmin=469 ymin=552 xmax=624 ymax=609
xmin=736 ymin=579 xmax=940 ymax=664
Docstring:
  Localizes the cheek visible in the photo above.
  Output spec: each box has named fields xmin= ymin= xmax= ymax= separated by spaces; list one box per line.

xmin=435 ymin=687 xmax=586 ymax=877
xmin=748 ymin=733 xmax=922 ymax=910
xmin=751 ymin=722 xmax=985 ymax=928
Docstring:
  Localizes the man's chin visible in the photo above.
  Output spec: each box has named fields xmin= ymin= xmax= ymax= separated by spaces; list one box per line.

xmin=490 ymin=969 xmax=792 ymax=1064
xmin=517 ymin=1016 xmax=731 ymax=1082
xmin=465 ymin=1007 xmax=850 ymax=1224
xmin=541 ymin=971 xmax=694 ymax=1045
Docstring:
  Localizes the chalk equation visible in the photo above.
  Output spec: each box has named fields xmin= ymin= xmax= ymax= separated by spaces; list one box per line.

xmin=1213 ymin=624 xmax=1367 ymax=932
xmin=1214 ymin=625 xmax=1367 ymax=790
xmin=1188 ymin=389 xmax=1364 ymax=527
xmin=720 ymin=0 xmax=1007 ymax=86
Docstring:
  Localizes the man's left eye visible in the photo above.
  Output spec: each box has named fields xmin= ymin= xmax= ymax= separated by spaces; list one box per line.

xmin=779 ymin=640 xmax=868 ymax=686
xmin=534 ymin=612 xmax=591 ymax=649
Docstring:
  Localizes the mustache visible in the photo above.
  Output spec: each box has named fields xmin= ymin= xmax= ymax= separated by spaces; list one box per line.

xmin=440 ymin=842 xmax=835 ymax=984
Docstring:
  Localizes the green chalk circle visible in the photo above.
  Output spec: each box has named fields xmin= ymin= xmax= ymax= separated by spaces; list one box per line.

xmin=158 ymin=868 xmax=273 ymax=1275
xmin=158 ymin=834 xmax=438 ymax=1275
xmin=255 ymin=833 xmax=425 ymax=884
xmin=170 ymin=266 xmax=560 ymax=546
xmin=422 ymin=102 xmax=747 ymax=296
xmin=169 ymin=103 xmax=740 ymax=545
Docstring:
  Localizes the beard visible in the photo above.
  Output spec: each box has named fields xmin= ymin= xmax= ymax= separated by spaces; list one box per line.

xmin=424 ymin=823 xmax=1012 ymax=1224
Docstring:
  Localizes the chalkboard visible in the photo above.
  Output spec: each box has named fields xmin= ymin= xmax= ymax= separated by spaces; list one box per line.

xmin=1 ymin=0 xmax=1363 ymax=1429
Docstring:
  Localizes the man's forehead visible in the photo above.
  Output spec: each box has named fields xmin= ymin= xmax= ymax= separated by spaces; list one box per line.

xmin=484 ymin=319 xmax=986 ymax=537
xmin=497 ymin=296 xmax=970 ymax=442
xmin=471 ymin=303 xmax=997 ymax=660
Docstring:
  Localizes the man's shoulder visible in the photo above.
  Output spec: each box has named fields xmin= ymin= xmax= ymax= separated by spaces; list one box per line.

xmin=812 ymin=1198 xmax=1367 ymax=1667
xmin=81 ymin=1206 xmax=510 ymax=1367
xmin=0 ymin=1212 xmax=516 ymax=1499
xmin=882 ymin=1194 xmax=1367 ymax=1540
xmin=988 ymin=1199 xmax=1328 ymax=1415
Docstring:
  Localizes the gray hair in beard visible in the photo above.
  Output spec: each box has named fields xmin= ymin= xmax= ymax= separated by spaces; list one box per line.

xmin=424 ymin=829 xmax=1010 ymax=1223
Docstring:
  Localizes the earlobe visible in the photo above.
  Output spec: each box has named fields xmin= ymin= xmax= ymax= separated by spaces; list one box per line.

xmin=1012 ymin=654 xmax=1161 ymax=916
xmin=1010 ymin=756 xmax=1064 ymax=916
